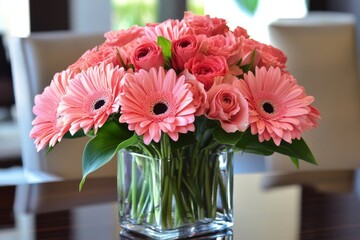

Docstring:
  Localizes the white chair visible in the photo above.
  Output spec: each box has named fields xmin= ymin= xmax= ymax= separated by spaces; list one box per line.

xmin=267 ymin=12 xmax=360 ymax=172
xmin=8 ymin=31 xmax=117 ymax=181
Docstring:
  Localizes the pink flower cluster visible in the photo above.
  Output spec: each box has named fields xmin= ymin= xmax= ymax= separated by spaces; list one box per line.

xmin=31 ymin=11 xmax=320 ymax=150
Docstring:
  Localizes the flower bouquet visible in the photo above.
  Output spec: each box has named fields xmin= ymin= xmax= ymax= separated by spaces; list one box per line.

xmin=30 ymin=11 xmax=319 ymax=239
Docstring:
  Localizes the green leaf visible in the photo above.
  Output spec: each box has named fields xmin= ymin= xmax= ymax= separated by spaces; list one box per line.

xmin=235 ymin=129 xmax=317 ymax=164
xmin=79 ymin=120 xmax=137 ymax=190
xmin=172 ymin=132 xmax=197 ymax=149
xmin=264 ymin=138 xmax=317 ymax=165
xmin=290 ymin=157 xmax=300 ymax=169
xmin=157 ymin=36 xmax=172 ymax=68
xmin=205 ymin=118 xmax=220 ymax=130
xmin=63 ymin=129 xmax=86 ymax=139
xmin=235 ymin=129 xmax=274 ymax=155
xmin=46 ymin=145 xmax=55 ymax=155
xmin=240 ymin=144 xmax=275 ymax=156
xmin=213 ymin=127 xmax=243 ymax=146
xmin=86 ymin=129 xmax=95 ymax=137
xmin=235 ymin=0 xmax=259 ymax=15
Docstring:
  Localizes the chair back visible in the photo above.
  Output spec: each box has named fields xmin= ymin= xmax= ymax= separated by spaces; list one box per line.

xmin=8 ymin=31 xmax=117 ymax=179
xmin=267 ymin=12 xmax=360 ymax=171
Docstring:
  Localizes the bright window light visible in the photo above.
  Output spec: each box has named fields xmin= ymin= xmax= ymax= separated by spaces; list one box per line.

xmin=205 ymin=0 xmax=307 ymax=43
xmin=8 ymin=0 xmax=30 ymax=37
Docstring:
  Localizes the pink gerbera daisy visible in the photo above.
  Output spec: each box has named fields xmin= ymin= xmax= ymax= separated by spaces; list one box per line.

xmin=58 ymin=63 xmax=126 ymax=135
xmin=30 ymin=70 xmax=75 ymax=151
xmin=119 ymin=67 xmax=196 ymax=144
xmin=237 ymin=66 xmax=316 ymax=146
xmin=145 ymin=19 xmax=190 ymax=42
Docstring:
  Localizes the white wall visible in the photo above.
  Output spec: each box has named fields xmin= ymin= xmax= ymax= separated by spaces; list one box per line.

xmin=0 ymin=0 xmax=30 ymax=37
xmin=69 ymin=0 xmax=112 ymax=33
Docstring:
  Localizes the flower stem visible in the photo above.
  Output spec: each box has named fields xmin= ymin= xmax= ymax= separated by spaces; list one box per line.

xmin=211 ymin=160 xmax=220 ymax=218
xmin=130 ymin=157 xmax=138 ymax=219
xmin=162 ymin=174 xmax=170 ymax=228
xmin=151 ymin=158 xmax=161 ymax=225
xmin=136 ymin=160 xmax=149 ymax=223
xmin=118 ymin=138 xmax=233 ymax=231
xmin=176 ymin=151 xmax=183 ymax=191
xmin=166 ymin=176 xmax=173 ymax=228
xmin=204 ymin=153 xmax=212 ymax=217
xmin=148 ymin=158 xmax=160 ymax=224
xmin=218 ymin=172 xmax=229 ymax=213
xmin=117 ymin=153 xmax=126 ymax=217
xmin=137 ymin=194 xmax=150 ymax=224
xmin=171 ymin=177 xmax=185 ymax=226
xmin=146 ymin=196 xmax=155 ymax=224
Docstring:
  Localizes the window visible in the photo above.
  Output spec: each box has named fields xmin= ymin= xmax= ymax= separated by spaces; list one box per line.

xmin=111 ymin=0 xmax=204 ymax=30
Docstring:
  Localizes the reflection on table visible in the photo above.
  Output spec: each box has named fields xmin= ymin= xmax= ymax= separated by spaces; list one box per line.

xmin=1 ymin=169 xmax=360 ymax=240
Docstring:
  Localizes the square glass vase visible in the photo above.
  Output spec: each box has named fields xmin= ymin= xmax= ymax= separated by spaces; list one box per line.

xmin=117 ymin=148 xmax=234 ymax=239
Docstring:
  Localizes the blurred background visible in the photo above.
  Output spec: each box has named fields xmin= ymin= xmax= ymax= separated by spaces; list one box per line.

xmin=0 ymin=0 xmax=359 ymax=184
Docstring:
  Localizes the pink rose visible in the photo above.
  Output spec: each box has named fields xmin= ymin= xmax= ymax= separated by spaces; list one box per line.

xmin=240 ymin=39 xmax=262 ymax=67
xmin=232 ymin=26 xmax=250 ymax=38
xmin=213 ymin=75 xmax=239 ymax=86
xmin=206 ymin=83 xmax=249 ymax=132
xmin=172 ymin=34 xmax=200 ymax=70
xmin=258 ymin=43 xmax=287 ymax=69
xmin=68 ymin=44 xmax=120 ymax=73
xmin=131 ymin=39 xmax=165 ymax=71
xmin=242 ymin=39 xmax=287 ymax=69
xmin=104 ymin=25 xmax=144 ymax=47
xmin=183 ymin=11 xmax=229 ymax=36
xmin=200 ymin=31 xmax=243 ymax=65
xmin=185 ymin=79 xmax=208 ymax=116
xmin=185 ymin=54 xmax=229 ymax=91
xmin=208 ymin=16 xmax=229 ymax=36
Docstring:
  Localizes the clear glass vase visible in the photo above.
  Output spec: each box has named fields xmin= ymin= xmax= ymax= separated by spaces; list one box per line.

xmin=117 ymin=148 xmax=234 ymax=239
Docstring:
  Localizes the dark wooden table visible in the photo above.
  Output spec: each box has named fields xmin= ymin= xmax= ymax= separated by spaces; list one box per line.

xmin=1 ymin=169 xmax=360 ymax=240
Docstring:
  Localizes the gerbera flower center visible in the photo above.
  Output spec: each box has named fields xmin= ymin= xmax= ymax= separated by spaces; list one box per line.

xmin=84 ymin=90 xmax=112 ymax=114
xmin=144 ymin=92 xmax=176 ymax=121
xmin=262 ymin=102 xmax=274 ymax=114
xmin=94 ymin=99 xmax=106 ymax=110
xmin=254 ymin=92 xmax=285 ymax=120
xmin=152 ymin=102 xmax=168 ymax=115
